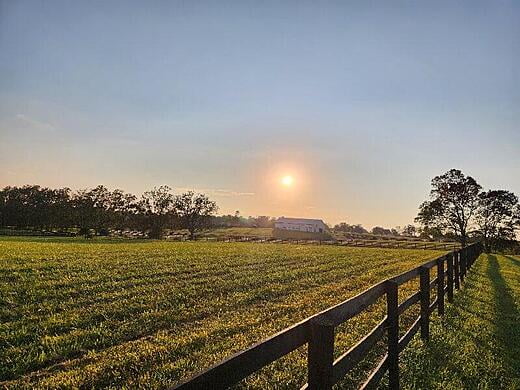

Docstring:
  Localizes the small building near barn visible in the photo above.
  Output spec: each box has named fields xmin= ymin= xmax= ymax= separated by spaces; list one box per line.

xmin=274 ymin=217 xmax=327 ymax=234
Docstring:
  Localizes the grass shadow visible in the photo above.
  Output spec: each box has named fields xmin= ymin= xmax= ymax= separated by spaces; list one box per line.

xmin=398 ymin=254 xmax=520 ymax=389
xmin=504 ymin=255 xmax=520 ymax=268
xmin=486 ymin=255 xmax=520 ymax=375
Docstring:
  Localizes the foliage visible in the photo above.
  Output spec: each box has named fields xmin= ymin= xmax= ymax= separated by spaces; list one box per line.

xmin=414 ymin=169 xmax=520 ymax=247
xmin=173 ymin=191 xmax=218 ymax=239
xmin=332 ymin=222 xmax=369 ymax=234
xmin=0 ymin=237 xmax=444 ymax=388
xmin=0 ymin=185 xmax=221 ymax=240
xmin=0 ymin=185 xmax=72 ymax=230
xmin=401 ymin=224 xmax=417 ymax=237
xmin=211 ymin=214 xmax=276 ymax=228
xmin=416 ymin=169 xmax=481 ymax=246
xmin=371 ymin=226 xmax=393 ymax=235
xmin=475 ymin=190 xmax=520 ymax=252
xmin=138 ymin=185 xmax=176 ymax=239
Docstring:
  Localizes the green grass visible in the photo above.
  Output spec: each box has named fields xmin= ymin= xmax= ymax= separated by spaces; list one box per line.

xmin=198 ymin=227 xmax=274 ymax=238
xmin=397 ymin=254 xmax=520 ymax=389
xmin=0 ymin=236 xmax=445 ymax=389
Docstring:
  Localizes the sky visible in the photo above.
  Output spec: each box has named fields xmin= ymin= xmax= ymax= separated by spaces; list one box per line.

xmin=0 ymin=0 xmax=518 ymax=228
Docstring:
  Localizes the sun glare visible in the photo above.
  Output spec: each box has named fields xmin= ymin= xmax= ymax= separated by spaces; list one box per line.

xmin=281 ymin=175 xmax=294 ymax=187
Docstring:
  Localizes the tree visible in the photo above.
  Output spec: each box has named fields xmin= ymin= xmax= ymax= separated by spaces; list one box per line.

xmin=418 ymin=226 xmax=445 ymax=241
xmin=371 ymin=226 xmax=392 ymax=236
xmin=476 ymin=190 xmax=520 ymax=251
xmin=105 ymin=189 xmax=138 ymax=231
xmin=253 ymin=216 xmax=274 ymax=228
xmin=415 ymin=169 xmax=481 ymax=246
xmin=46 ymin=187 xmax=73 ymax=231
xmin=71 ymin=189 xmax=98 ymax=237
xmin=174 ymin=191 xmax=218 ymax=240
xmin=0 ymin=185 xmax=73 ymax=232
xmin=139 ymin=185 xmax=176 ymax=239
xmin=333 ymin=222 xmax=368 ymax=234
xmin=401 ymin=224 xmax=417 ymax=237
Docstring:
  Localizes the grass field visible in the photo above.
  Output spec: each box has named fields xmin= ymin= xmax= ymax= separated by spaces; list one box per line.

xmin=197 ymin=227 xmax=273 ymax=239
xmin=398 ymin=253 xmax=520 ymax=389
xmin=0 ymin=237 xmax=446 ymax=389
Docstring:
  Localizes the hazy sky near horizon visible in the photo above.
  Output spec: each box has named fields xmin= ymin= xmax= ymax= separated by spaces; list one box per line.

xmin=1 ymin=1 xmax=519 ymax=227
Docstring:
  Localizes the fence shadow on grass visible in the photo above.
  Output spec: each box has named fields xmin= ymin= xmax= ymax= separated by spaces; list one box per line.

xmin=504 ymin=255 xmax=520 ymax=268
xmin=487 ymin=255 xmax=520 ymax=376
xmin=398 ymin=254 xmax=520 ymax=389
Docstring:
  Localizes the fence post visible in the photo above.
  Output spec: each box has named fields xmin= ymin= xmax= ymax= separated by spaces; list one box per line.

xmin=459 ymin=248 xmax=468 ymax=282
xmin=473 ymin=244 xmax=479 ymax=266
xmin=386 ymin=281 xmax=399 ymax=390
xmin=447 ymin=253 xmax=454 ymax=303
xmin=419 ymin=266 xmax=430 ymax=341
xmin=454 ymin=252 xmax=460 ymax=290
xmin=437 ymin=257 xmax=445 ymax=316
xmin=308 ymin=319 xmax=334 ymax=390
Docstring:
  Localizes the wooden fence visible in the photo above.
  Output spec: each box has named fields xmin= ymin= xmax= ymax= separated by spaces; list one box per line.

xmin=175 ymin=236 xmax=460 ymax=251
xmin=173 ymin=242 xmax=482 ymax=390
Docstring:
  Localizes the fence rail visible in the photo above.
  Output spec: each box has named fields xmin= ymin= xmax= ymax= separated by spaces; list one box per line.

xmin=173 ymin=242 xmax=482 ymax=390
xmin=168 ymin=235 xmax=461 ymax=251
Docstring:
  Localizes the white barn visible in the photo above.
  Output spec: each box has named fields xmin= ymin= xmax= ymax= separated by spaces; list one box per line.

xmin=274 ymin=217 xmax=327 ymax=233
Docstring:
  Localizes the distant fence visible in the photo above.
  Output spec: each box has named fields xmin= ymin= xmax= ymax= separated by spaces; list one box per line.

xmin=173 ymin=242 xmax=482 ymax=390
xmin=177 ymin=235 xmax=461 ymax=251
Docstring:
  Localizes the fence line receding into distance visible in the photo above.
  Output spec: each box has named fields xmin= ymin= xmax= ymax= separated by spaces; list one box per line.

xmin=183 ymin=236 xmax=461 ymax=251
xmin=173 ymin=242 xmax=482 ymax=390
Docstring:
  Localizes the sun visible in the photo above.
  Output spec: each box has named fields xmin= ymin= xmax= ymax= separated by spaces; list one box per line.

xmin=281 ymin=175 xmax=294 ymax=187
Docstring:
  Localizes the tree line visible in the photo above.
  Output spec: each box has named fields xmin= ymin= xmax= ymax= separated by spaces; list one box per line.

xmin=332 ymin=169 xmax=519 ymax=252
xmin=331 ymin=223 xmax=418 ymax=237
xmin=2 ymin=169 xmax=518 ymax=251
xmin=415 ymin=169 xmax=519 ymax=251
xmin=0 ymin=185 xmax=218 ymax=239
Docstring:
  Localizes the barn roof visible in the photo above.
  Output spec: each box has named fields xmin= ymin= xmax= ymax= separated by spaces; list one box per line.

xmin=276 ymin=217 xmax=325 ymax=224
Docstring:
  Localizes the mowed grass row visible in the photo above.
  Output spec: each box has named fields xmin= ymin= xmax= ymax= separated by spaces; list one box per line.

xmin=397 ymin=253 xmax=520 ymax=389
xmin=0 ymin=237 xmax=444 ymax=388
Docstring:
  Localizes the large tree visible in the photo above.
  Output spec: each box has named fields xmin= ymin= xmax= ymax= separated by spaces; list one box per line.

xmin=174 ymin=191 xmax=218 ymax=240
xmin=476 ymin=190 xmax=519 ymax=251
xmin=415 ymin=169 xmax=481 ymax=246
xmin=139 ymin=185 xmax=176 ymax=239
xmin=105 ymin=189 xmax=138 ymax=231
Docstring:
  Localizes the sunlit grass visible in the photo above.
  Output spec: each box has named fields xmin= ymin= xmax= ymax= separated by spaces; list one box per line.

xmin=0 ymin=237 xmax=445 ymax=388
xmin=398 ymin=254 xmax=520 ymax=389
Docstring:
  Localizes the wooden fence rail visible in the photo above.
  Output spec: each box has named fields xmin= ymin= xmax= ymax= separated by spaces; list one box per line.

xmin=173 ymin=235 xmax=461 ymax=251
xmin=173 ymin=242 xmax=483 ymax=390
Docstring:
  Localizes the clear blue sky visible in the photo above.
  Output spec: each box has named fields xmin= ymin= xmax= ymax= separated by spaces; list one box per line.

xmin=1 ymin=0 xmax=518 ymax=227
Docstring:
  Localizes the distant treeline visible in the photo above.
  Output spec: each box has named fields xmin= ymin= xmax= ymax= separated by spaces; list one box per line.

xmin=2 ymin=168 xmax=519 ymax=253
xmin=0 ymin=184 xmax=280 ymax=240
xmin=331 ymin=223 xmax=419 ymax=237
xmin=212 ymin=212 xmax=276 ymax=229
xmin=0 ymin=185 xmax=222 ymax=239
xmin=334 ymin=169 xmax=520 ymax=254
